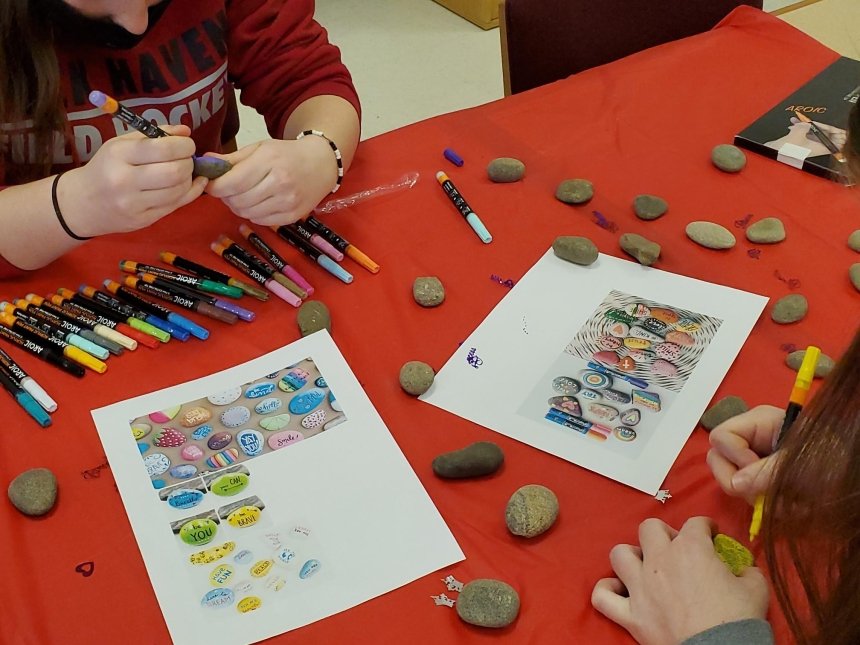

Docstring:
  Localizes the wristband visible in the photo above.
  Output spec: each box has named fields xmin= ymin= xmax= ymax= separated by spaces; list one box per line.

xmin=51 ymin=173 xmax=91 ymax=241
xmin=296 ymin=130 xmax=343 ymax=193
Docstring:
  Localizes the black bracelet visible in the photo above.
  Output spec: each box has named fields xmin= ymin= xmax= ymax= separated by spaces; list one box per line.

xmin=296 ymin=130 xmax=344 ymax=193
xmin=51 ymin=173 xmax=91 ymax=241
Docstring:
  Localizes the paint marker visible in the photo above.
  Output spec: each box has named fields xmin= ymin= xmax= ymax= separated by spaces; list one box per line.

xmin=159 ymin=251 xmax=269 ymax=301
xmin=305 ymin=216 xmax=380 ymax=274
xmin=0 ymin=347 xmax=57 ymax=412
xmin=217 ymin=235 xmax=308 ymax=299
xmin=96 ymin=283 xmax=194 ymax=341
xmin=123 ymin=275 xmax=232 ymax=328
xmin=0 ymin=312 xmax=106 ymax=373
xmin=0 ymin=325 xmax=85 ymax=378
xmin=238 ymin=224 xmax=314 ymax=295
xmin=0 ymin=302 xmax=110 ymax=360
xmin=47 ymin=291 xmax=161 ymax=348
xmin=11 ymin=298 xmax=124 ymax=356
xmin=0 ymin=367 xmax=51 ymax=427
xmin=209 ymin=240 xmax=302 ymax=307
xmin=585 ymin=361 xmax=649 ymax=390
xmin=288 ymin=221 xmax=344 ymax=261
xmin=273 ymin=225 xmax=354 ymax=284
xmin=23 ymin=294 xmax=136 ymax=352
xmin=119 ymin=261 xmax=244 ymax=299
xmin=67 ymin=287 xmax=173 ymax=344
xmin=435 ymin=171 xmax=492 ymax=244
xmin=88 ymin=90 xmax=233 ymax=179
xmin=544 ymin=408 xmax=609 ymax=441
xmin=136 ymin=272 xmax=255 ymax=322
xmin=58 ymin=287 xmax=172 ymax=343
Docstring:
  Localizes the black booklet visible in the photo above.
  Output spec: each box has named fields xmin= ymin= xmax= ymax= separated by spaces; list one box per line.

xmin=734 ymin=56 xmax=860 ymax=182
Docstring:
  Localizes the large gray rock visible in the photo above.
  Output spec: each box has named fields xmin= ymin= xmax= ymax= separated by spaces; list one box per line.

xmin=432 ymin=442 xmax=504 ymax=478
xmin=456 ymin=579 xmax=520 ymax=628
xmin=685 ymin=221 xmax=736 ymax=250
xmin=786 ymin=350 xmax=835 ymax=378
xmin=505 ymin=484 xmax=559 ymax=538
xmin=632 ymin=194 xmax=668 ymax=221
xmin=746 ymin=217 xmax=786 ymax=244
xmin=8 ymin=468 xmax=57 ymax=516
xmin=711 ymin=144 xmax=746 ymax=172
xmin=413 ymin=277 xmax=445 ymax=307
xmin=555 ymin=179 xmax=593 ymax=204
xmin=552 ymin=236 xmax=598 ymax=266
xmin=848 ymin=230 xmax=860 ymax=252
xmin=771 ymin=294 xmax=808 ymax=324
xmin=487 ymin=157 xmax=525 ymax=183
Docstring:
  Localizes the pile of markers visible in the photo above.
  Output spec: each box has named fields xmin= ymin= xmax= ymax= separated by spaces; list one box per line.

xmin=0 ymin=220 xmax=379 ymax=427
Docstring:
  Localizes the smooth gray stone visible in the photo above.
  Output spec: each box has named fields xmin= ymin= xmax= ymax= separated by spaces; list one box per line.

xmin=711 ymin=144 xmax=747 ymax=173
xmin=552 ymin=235 xmax=598 ymax=266
xmin=633 ymin=194 xmax=668 ymax=221
xmin=686 ymin=221 xmax=736 ymax=250
xmin=746 ymin=217 xmax=786 ymax=244
xmin=413 ymin=277 xmax=445 ymax=307
xmin=851 ymin=263 xmax=860 ymax=293
xmin=456 ymin=579 xmax=520 ymax=628
xmin=848 ymin=230 xmax=860 ymax=252
xmin=8 ymin=468 xmax=58 ymax=516
xmin=487 ymin=157 xmax=525 ymax=183
xmin=786 ymin=350 xmax=835 ymax=378
xmin=555 ymin=179 xmax=594 ymax=204
xmin=432 ymin=441 xmax=504 ymax=478
xmin=297 ymin=300 xmax=331 ymax=337
xmin=700 ymin=396 xmax=748 ymax=431
xmin=399 ymin=361 xmax=435 ymax=396
xmin=620 ymin=233 xmax=661 ymax=266
xmin=192 ymin=156 xmax=232 ymax=179
xmin=771 ymin=294 xmax=808 ymax=324
xmin=505 ymin=484 xmax=559 ymax=538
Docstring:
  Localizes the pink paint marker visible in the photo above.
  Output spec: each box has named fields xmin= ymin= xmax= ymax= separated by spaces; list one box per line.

xmin=238 ymin=224 xmax=314 ymax=296
xmin=290 ymin=222 xmax=344 ymax=262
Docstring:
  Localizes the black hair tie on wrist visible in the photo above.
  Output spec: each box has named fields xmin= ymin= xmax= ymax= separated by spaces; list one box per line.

xmin=51 ymin=173 xmax=91 ymax=241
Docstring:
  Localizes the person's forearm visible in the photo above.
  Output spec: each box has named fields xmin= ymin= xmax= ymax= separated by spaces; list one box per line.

xmin=283 ymin=95 xmax=360 ymax=172
xmin=0 ymin=171 xmax=86 ymax=270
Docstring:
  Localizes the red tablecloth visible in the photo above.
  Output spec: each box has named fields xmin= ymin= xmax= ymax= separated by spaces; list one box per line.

xmin=2 ymin=7 xmax=858 ymax=644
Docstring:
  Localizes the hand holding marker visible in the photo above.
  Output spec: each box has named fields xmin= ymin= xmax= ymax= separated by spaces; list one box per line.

xmin=89 ymin=91 xmax=232 ymax=180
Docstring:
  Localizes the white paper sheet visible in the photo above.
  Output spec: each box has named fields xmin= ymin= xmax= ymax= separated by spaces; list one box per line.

xmin=92 ymin=331 xmax=463 ymax=645
xmin=422 ymin=251 xmax=767 ymax=495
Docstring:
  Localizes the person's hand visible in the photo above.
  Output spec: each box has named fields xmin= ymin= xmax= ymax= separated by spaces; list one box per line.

xmin=203 ymin=136 xmax=338 ymax=226
xmin=706 ymin=405 xmax=784 ymax=505
xmin=592 ymin=517 xmax=770 ymax=645
xmin=61 ymin=125 xmax=207 ymax=237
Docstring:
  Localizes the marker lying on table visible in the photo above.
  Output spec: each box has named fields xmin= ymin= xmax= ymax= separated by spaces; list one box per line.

xmin=0 ymin=302 xmax=110 ymax=360
xmin=435 ymin=171 xmax=492 ymax=244
xmin=64 ymin=287 xmax=171 ymax=345
xmin=135 ymin=272 xmax=255 ymax=322
xmin=209 ymin=240 xmax=302 ymax=307
xmin=749 ymin=345 xmax=820 ymax=542
xmin=238 ymin=224 xmax=315 ymax=295
xmin=0 ymin=347 xmax=57 ymax=412
xmin=273 ymin=225 xmax=354 ymax=284
xmin=0 ymin=366 xmax=51 ymax=427
xmin=288 ymin=221 xmax=344 ymax=261
xmin=23 ymin=294 xmax=136 ymax=352
xmin=0 ymin=312 xmax=106 ymax=373
xmin=0 ymin=325 xmax=85 ymax=378
xmin=94 ymin=283 xmax=192 ymax=342
xmin=9 ymin=298 xmax=124 ymax=356
xmin=119 ymin=260 xmax=243 ymax=299
xmin=217 ymin=234 xmax=308 ymax=299
xmin=544 ymin=408 xmax=609 ymax=441
xmin=123 ymin=275 xmax=234 ymax=327
xmin=160 ymin=251 xmax=269 ymax=302
xmin=305 ymin=216 xmax=380 ymax=274
xmin=88 ymin=90 xmax=233 ymax=180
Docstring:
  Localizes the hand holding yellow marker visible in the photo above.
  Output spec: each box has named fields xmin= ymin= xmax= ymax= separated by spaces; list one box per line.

xmin=749 ymin=345 xmax=820 ymax=541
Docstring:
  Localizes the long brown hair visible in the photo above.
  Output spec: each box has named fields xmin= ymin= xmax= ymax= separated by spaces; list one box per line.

xmin=762 ymin=325 xmax=860 ymax=644
xmin=0 ymin=0 xmax=64 ymax=181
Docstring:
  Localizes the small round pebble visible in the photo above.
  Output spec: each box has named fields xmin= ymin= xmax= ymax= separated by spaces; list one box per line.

xmin=555 ymin=178 xmax=594 ymax=204
xmin=457 ymin=579 xmax=520 ymax=628
xmin=552 ymin=235 xmax=598 ymax=266
xmin=685 ymin=221 xmax=736 ymax=250
xmin=771 ymin=294 xmax=808 ymax=324
xmin=8 ymin=468 xmax=58 ymax=516
xmin=432 ymin=441 xmax=504 ymax=479
xmin=848 ymin=230 xmax=860 ymax=252
xmin=619 ymin=233 xmax=661 ymax=266
xmin=412 ymin=276 xmax=445 ymax=307
xmin=487 ymin=157 xmax=525 ymax=183
xmin=711 ymin=144 xmax=747 ymax=173
xmin=851 ymin=263 xmax=860 ymax=293
xmin=296 ymin=300 xmax=331 ymax=337
xmin=713 ymin=534 xmax=754 ymax=576
xmin=700 ymin=396 xmax=748 ymax=431
xmin=632 ymin=194 xmax=668 ymax=221
xmin=505 ymin=484 xmax=559 ymax=538
xmin=786 ymin=349 xmax=835 ymax=378
xmin=399 ymin=361 xmax=435 ymax=396
xmin=746 ymin=217 xmax=786 ymax=244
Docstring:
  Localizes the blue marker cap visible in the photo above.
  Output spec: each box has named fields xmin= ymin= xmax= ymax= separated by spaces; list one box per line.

xmin=317 ymin=255 xmax=354 ymax=284
xmin=67 ymin=333 xmax=110 ymax=360
xmin=143 ymin=314 xmax=189 ymax=342
xmin=443 ymin=148 xmax=464 ymax=167
xmin=465 ymin=213 xmax=493 ymax=244
xmin=16 ymin=390 xmax=52 ymax=428
xmin=166 ymin=312 xmax=209 ymax=340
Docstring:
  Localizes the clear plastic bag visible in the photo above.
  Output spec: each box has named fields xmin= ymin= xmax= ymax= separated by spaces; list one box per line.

xmin=314 ymin=172 xmax=419 ymax=214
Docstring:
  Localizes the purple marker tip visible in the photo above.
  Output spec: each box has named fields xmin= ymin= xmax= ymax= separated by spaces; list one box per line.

xmin=213 ymin=298 xmax=256 ymax=322
xmin=89 ymin=91 xmax=107 ymax=107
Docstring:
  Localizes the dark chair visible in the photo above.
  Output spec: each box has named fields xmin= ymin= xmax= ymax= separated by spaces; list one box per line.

xmin=500 ymin=0 xmax=764 ymax=95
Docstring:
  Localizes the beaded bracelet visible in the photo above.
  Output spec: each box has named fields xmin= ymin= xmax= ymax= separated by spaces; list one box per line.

xmin=51 ymin=173 xmax=91 ymax=241
xmin=296 ymin=130 xmax=343 ymax=193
